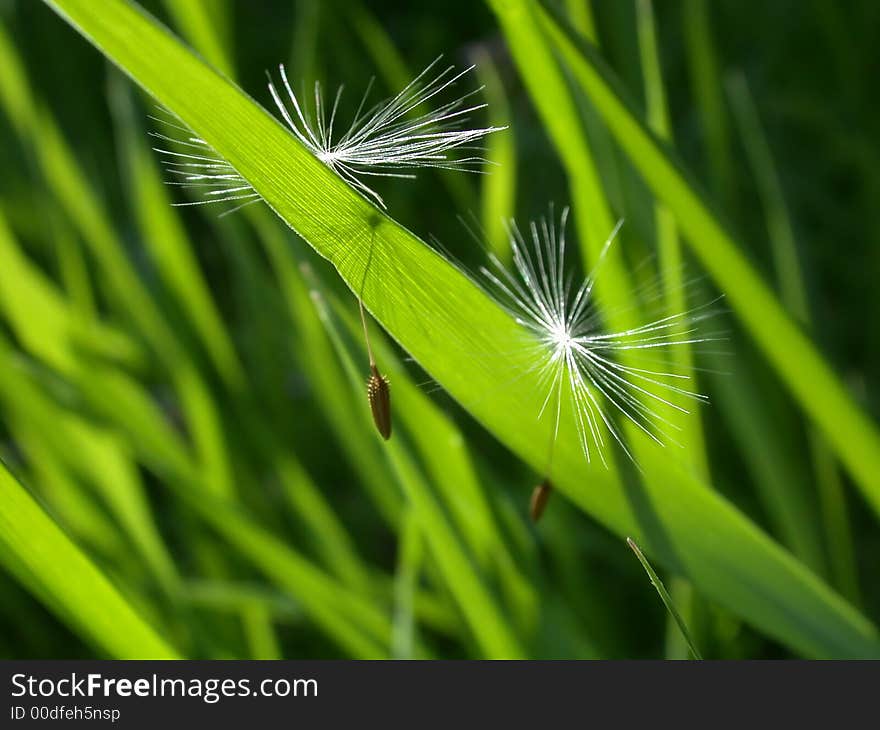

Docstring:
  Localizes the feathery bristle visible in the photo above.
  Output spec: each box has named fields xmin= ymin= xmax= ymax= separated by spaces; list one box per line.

xmin=482 ymin=207 xmax=719 ymax=467
xmin=149 ymin=111 xmax=260 ymax=216
xmin=267 ymin=56 xmax=506 ymax=207
xmin=151 ymin=57 xmax=505 ymax=213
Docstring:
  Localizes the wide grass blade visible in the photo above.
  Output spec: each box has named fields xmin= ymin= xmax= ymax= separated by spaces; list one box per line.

xmin=535 ymin=2 xmax=880 ymax=518
xmin=41 ymin=0 xmax=880 ymax=658
xmin=0 ymin=459 xmax=178 ymax=658
xmin=306 ymin=273 xmax=526 ymax=658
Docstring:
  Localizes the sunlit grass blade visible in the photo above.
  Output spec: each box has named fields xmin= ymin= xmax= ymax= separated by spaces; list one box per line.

xmin=0 ymin=458 xmax=179 ymax=658
xmin=251 ymin=212 xmax=401 ymax=526
xmin=636 ymin=0 xmax=712 ymax=658
xmin=640 ymin=0 xmax=825 ymax=579
xmin=161 ymin=0 xmax=234 ymax=78
xmin=305 ymin=269 xmax=526 ymax=658
xmin=536 ymin=2 xmax=880 ymax=519
xmin=41 ymin=0 xmax=880 ymax=658
xmin=0 ymin=341 xmax=180 ymax=596
xmin=473 ymin=47 xmax=518 ymax=261
xmin=487 ymin=0 xmax=620 ymax=278
xmin=109 ymin=74 xmax=245 ymax=389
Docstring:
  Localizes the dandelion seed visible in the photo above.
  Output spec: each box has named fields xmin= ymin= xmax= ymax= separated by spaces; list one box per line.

xmin=150 ymin=56 xmax=503 ymax=438
xmin=529 ymin=478 xmax=553 ymax=523
xmin=149 ymin=112 xmax=261 ymax=216
xmin=482 ymin=207 xmax=717 ymax=516
xmin=153 ymin=107 xmax=396 ymax=440
xmin=358 ymin=228 xmax=392 ymax=440
xmin=267 ymin=56 xmax=506 ymax=207
xmin=151 ymin=56 xmax=504 ymax=212
xmin=367 ymin=363 xmax=392 ymax=440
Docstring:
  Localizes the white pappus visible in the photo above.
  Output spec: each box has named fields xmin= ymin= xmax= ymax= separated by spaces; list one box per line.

xmin=482 ymin=207 xmax=717 ymax=470
xmin=268 ymin=56 xmax=506 ymax=207
xmin=151 ymin=56 xmax=505 ymax=211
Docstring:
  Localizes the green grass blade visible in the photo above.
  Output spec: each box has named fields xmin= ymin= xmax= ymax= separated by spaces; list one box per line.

xmin=488 ymin=0 xmax=619 ymax=274
xmin=0 ymin=458 xmax=179 ymax=658
xmin=681 ymin=0 xmax=735 ymax=208
xmin=391 ymin=509 xmax=422 ymax=660
xmin=36 ymin=111 xmax=183 ymax=365
xmin=726 ymin=72 xmax=859 ymax=602
xmin=41 ymin=0 xmax=880 ymax=658
xmin=161 ymin=0 xmax=234 ymax=78
xmin=252 ymin=212 xmax=401 ymax=525
xmin=0 ymin=211 xmax=139 ymax=375
xmin=537 ymin=3 xmax=880 ymax=518
xmin=473 ymin=48 xmax=518 ymax=261
xmin=241 ymin=604 xmax=282 ymax=660
xmin=51 ymin=217 xmax=96 ymax=320
xmin=726 ymin=74 xmax=807 ymax=321
xmin=635 ymin=0 xmax=709 ymax=477
xmin=181 ymin=580 xmax=301 ymax=621
xmin=306 ymin=273 xmax=526 ymax=659
xmin=708 ymin=353 xmax=827 ymax=571
xmin=636 ymin=0 xmax=712 ymax=659
xmin=170 ymin=483 xmax=391 ymax=659
xmin=627 ymin=537 xmax=702 ymax=660
xmin=0 ymin=342 xmax=180 ymax=595
xmin=172 ymin=362 xmax=236 ymax=499
xmin=276 ymin=455 xmax=372 ymax=592
xmin=565 ymin=0 xmax=598 ymax=42
xmin=108 ymin=75 xmax=245 ymax=389
xmin=17 ymin=429 xmax=128 ymax=560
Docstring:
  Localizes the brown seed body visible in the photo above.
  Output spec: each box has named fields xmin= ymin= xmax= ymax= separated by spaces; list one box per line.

xmin=529 ymin=478 xmax=553 ymax=522
xmin=367 ymin=364 xmax=392 ymax=440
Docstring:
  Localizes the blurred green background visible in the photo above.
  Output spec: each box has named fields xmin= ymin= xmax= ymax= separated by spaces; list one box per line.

xmin=0 ymin=0 xmax=877 ymax=659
